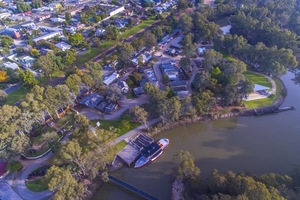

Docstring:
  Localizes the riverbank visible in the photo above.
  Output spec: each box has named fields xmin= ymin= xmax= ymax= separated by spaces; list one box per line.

xmin=95 ymin=76 xmax=287 ymax=200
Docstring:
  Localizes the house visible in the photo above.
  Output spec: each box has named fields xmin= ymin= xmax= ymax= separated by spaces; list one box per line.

xmin=3 ymin=61 xmax=19 ymax=70
xmin=33 ymin=31 xmax=62 ymax=43
xmin=40 ymin=48 xmax=54 ymax=55
xmin=95 ymin=28 xmax=105 ymax=36
xmin=132 ymin=51 xmax=152 ymax=66
xmin=133 ymin=87 xmax=144 ymax=96
xmin=109 ymin=6 xmax=125 ymax=17
xmin=19 ymin=56 xmax=35 ymax=68
xmin=1 ymin=28 xmax=21 ymax=39
xmin=96 ymin=99 xmax=110 ymax=112
xmin=48 ymin=2 xmax=62 ymax=11
xmin=55 ymin=42 xmax=72 ymax=51
xmin=103 ymin=72 xmax=119 ymax=85
xmin=50 ymin=17 xmax=65 ymax=23
xmin=0 ymin=12 xmax=10 ymax=19
xmin=79 ymin=93 xmax=104 ymax=108
xmin=144 ymin=68 xmax=159 ymax=86
xmin=160 ymin=63 xmax=179 ymax=81
xmin=118 ymin=81 xmax=129 ymax=93
xmin=104 ymin=103 xmax=118 ymax=114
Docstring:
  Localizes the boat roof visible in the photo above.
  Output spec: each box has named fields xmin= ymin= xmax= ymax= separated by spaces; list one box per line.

xmin=142 ymin=142 xmax=160 ymax=158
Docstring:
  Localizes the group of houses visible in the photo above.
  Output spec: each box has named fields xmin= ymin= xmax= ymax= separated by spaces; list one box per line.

xmin=77 ymin=92 xmax=119 ymax=114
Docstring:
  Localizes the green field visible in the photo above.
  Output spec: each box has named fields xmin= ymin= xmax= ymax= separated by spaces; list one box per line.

xmin=120 ymin=17 xmax=156 ymax=39
xmin=244 ymin=71 xmax=272 ymax=88
xmin=75 ymin=41 xmax=116 ymax=66
xmin=25 ymin=178 xmax=48 ymax=192
xmin=91 ymin=112 xmax=140 ymax=137
xmin=243 ymin=78 xmax=282 ymax=108
xmin=6 ymin=86 xmax=30 ymax=105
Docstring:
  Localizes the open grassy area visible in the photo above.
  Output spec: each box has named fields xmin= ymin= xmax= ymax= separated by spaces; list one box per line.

xmin=75 ymin=41 xmax=116 ymax=66
xmin=55 ymin=112 xmax=74 ymax=128
xmin=106 ymin=140 xmax=127 ymax=162
xmin=120 ymin=17 xmax=156 ymax=39
xmin=91 ymin=112 xmax=140 ymax=137
xmin=244 ymin=71 xmax=272 ymax=88
xmin=25 ymin=178 xmax=48 ymax=192
xmin=243 ymin=78 xmax=282 ymax=108
xmin=6 ymin=86 xmax=30 ymax=105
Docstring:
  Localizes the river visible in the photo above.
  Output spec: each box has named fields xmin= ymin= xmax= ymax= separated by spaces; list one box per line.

xmin=94 ymin=72 xmax=300 ymax=200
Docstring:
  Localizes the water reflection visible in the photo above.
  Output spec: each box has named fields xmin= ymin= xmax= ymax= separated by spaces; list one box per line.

xmin=94 ymin=72 xmax=300 ymax=200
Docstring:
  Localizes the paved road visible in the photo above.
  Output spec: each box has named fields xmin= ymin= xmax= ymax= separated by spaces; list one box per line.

xmin=0 ymin=180 xmax=22 ymax=200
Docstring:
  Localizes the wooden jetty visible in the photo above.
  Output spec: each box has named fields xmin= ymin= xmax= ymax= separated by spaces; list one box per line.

xmin=109 ymin=175 xmax=159 ymax=200
xmin=241 ymin=106 xmax=295 ymax=117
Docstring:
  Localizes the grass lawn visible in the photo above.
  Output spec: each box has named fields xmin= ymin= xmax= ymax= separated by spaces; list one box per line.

xmin=56 ymin=112 xmax=74 ymax=128
xmin=6 ymin=86 xmax=30 ymax=105
xmin=244 ymin=71 xmax=272 ymax=88
xmin=106 ymin=140 xmax=127 ymax=162
xmin=243 ymin=78 xmax=282 ymax=108
xmin=25 ymin=178 xmax=48 ymax=192
xmin=75 ymin=41 xmax=116 ymax=66
xmin=120 ymin=17 xmax=156 ymax=39
xmin=91 ymin=112 xmax=140 ymax=137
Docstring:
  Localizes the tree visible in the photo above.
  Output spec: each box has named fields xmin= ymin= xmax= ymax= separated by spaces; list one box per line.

xmin=0 ymin=35 xmax=13 ymax=48
xmin=0 ymin=70 xmax=9 ymax=82
xmin=202 ymin=49 xmax=223 ymax=71
xmin=142 ymin=31 xmax=157 ymax=50
xmin=179 ymin=56 xmax=192 ymax=72
xmin=65 ymin=74 xmax=81 ymax=95
xmin=16 ymin=2 xmax=31 ymax=13
xmin=65 ymin=50 xmax=76 ymax=65
xmin=159 ymin=96 xmax=181 ymax=123
xmin=30 ymin=48 xmax=40 ymax=58
xmin=32 ymin=0 xmax=43 ymax=8
xmin=19 ymin=70 xmax=38 ymax=88
xmin=174 ymin=150 xmax=200 ymax=190
xmin=65 ymin=12 xmax=72 ymax=22
xmin=0 ymin=105 xmax=30 ymax=160
xmin=117 ymin=43 xmax=134 ymax=69
xmin=46 ymin=166 xmax=86 ymax=200
xmin=177 ymin=0 xmax=189 ymax=12
xmin=68 ymin=33 xmax=84 ymax=47
xmin=130 ymin=106 xmax=148 ymax=128
xmin=178 ymin=14 xmax=193 ymax=33
xmin=104 ymin=26 xmax=119 ymax=41
xmin=0 ymin=90 xmax=7 ymax=105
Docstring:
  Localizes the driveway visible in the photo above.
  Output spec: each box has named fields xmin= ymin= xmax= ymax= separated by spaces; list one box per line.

xmin=0 ymin=180 xmax=22 ymax=200
xmin=80 ymin=95 xmax=150 ymax=121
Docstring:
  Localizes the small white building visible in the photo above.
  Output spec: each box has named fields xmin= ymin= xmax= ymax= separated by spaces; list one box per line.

xmin=103 ymin=72 xmax=119 ymax=86
xmin=109 ymin=6 xmax=125 ymax=17
xmin=50 ymin=17 xmax=65 ymax=23
xmin=33 ymin=31 xmax=62 ymax=43
xmin=3 ymin=62 xmax=19 ymax=70
xmin=95 ymin=28 xmax=105 ymax=37
xmin=55 ymin=42 xmax=72 ymax=51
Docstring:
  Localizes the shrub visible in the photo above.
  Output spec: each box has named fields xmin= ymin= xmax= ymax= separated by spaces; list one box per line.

xmin=7 ymin=160 xmax=23 ymax=172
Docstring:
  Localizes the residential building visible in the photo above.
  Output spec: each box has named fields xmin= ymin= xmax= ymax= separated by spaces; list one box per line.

xmin=95 ymin=28 xmax=105 ymax=36
xmin=1 ymin=28 xmax=21 ymax=39
xmin=118 ymin=81 xmax=129 ymax=93
xmin=2 ymin=61 xmax=19 ymax=70
xmin=55 ymin=42 xmax=72 ymax=51
xmin=33 ymin=31 xmax=62 ymax=43
xmin=0 ymin=12 xmax=10 ymax=19
xmin=103 ymin=72 xmax=119 ymax=85
xmin=109 ymin=6 xmax=125 ymax=16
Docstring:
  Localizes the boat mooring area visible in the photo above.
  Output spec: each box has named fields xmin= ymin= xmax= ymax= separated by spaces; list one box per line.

xmin=112 ymin=133 xmax=154 ymax=167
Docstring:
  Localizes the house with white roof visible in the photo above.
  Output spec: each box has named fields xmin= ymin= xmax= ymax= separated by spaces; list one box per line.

xmin=55 ymin=42 xmax=72 ymax=51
